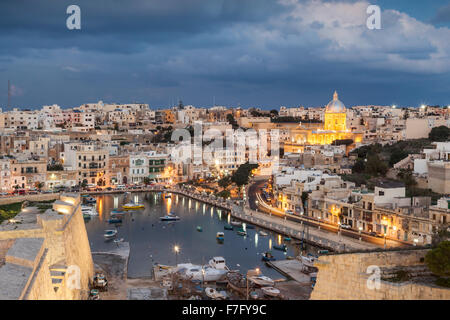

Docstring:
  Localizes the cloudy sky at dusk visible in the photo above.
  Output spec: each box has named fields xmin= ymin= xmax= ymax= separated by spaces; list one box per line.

xmin=0 ymin=0 xmax=449 ymax=110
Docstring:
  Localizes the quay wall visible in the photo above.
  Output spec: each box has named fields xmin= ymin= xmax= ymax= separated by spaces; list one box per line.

xmin=310 ymin=249 xmax=450 ymax=300
xmin=0 ymin=193 xmax=60 ymax=206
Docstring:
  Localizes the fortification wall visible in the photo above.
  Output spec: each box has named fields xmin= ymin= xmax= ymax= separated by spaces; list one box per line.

xmin=310 ymin=249 xmax=450 ymax=300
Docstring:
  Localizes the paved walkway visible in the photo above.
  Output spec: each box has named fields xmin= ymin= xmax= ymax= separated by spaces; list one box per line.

xmin=234 ymin=206 xmax=379 ymax=252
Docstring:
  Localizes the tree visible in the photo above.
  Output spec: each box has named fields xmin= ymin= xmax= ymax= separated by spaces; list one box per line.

xmin=218 ymin=175 xmax=232 ymax=189
xmin=269 ymin=109 xmax=278 ymax=117
xmin=429 ymin=126 xmax=450 ymax=142
xmin=397 ymin=169 xmax=417 ymax=188
xmin=231 ymin=162 xmax=258 ymax=187
xmin=365 ymin=154 xmax=388 ymax=176
xmin=425 ymin=241 xmax=450 ymax=277
xmin=389 ymin=148 xmax=408 ymax=167
xmin=143 ymin=177 xmax=151 ymax=186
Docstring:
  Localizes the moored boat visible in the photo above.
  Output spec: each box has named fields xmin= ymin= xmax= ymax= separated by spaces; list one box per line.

xmin=259 ymin=231 xmax=269 ymax=236
xmin=176 ymin=264 xmax=227 ymax=282
xmin=261 ymin=252 xmax=276 ymax=262
xmin=249 ymin=275 xmax=275 ymax=287
xmin=216 ymin=232 xmax=224 ymax=242
xmin=111 ymin=210 xmax=125 ymax=215
xmin=261 ymin=286 xmax=280 ymax=297
xmin=230 ymin=220 xmax=242 ymax=227
xmin=113 ymin=238 xmax=124 ymax=243
xmin=284 ymin=237 xmax=292 ymax=241
xmin=273 ymin=244 xmax=287 ymax=251
xmin=205 ymin=287 xmax=226 ymax=300
xmin=224 ymin=224 xmax=233 ymax=230
xmin=236 ymin=228 xmax=247 ymax=236
xmin=160 ymin=215 xmax=180 ymax=221
xmin=208 ymin=257 xmax=227 ymax=270
xmin=122 ymin=203 xmax=145 ymax=210
xmin=81 ymin=205 xmax=98 ymax=216
xmin=196 ymin=226 xmax=203 ymax=232
xmin=108 ymin=218 xmax=122 ymax=224
xmin=104 ymin=229 xmax=117 ymax=238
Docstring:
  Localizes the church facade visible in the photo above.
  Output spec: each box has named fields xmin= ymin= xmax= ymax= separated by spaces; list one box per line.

xmin=284 ymin=91 xmax=363 ymax=153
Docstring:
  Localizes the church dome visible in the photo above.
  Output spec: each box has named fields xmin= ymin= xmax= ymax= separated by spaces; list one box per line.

xmin=325 ymin=91 xmax=346 ymax=113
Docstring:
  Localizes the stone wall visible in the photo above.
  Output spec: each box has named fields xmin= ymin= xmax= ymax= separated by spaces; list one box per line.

xmin=310 ymin=249 xmax=450 ymax=300
xmin=0 ymin=193 xmax=60 ymax=206
xmin=0 ymin=194 xmax=94 ymax=300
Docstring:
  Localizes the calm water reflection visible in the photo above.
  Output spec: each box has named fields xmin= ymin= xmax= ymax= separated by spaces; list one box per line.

xmin=85 ymin=192 xmax=318 ymax=279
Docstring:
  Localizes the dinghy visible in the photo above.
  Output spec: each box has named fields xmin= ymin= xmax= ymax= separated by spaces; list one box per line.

xmin=249 ymin=275 xmax=275 ymax=286
xmin=261 ymin=286 xmax=280 ymax=297
xmin=104 ymin=229 xmax=117 ymax=238
xmin=205 ymin=287 xmax=226 ymax=300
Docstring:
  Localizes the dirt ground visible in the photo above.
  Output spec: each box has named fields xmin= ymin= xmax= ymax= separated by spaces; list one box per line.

xmin=92 ymin=253 xmax=128 ymax=300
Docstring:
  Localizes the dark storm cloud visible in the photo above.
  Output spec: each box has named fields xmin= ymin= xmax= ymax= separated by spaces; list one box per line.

xmin=0 ymin=0 xmax=449 ymax=109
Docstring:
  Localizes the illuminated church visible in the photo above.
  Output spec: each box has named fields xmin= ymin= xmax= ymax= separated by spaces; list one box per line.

xmin=284 ymin=91 xmax=362 ymax=153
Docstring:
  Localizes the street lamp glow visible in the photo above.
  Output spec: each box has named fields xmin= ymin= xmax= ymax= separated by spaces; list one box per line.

xmin=358 ymin=226 xmax=363 ymax=231
xmin=173 ymin=245 xmax=180 ymax=253
xmin=392 ymin=105 xmax=396 ymax=109
xmin=420 ymin=104 xmax=426 ymax=109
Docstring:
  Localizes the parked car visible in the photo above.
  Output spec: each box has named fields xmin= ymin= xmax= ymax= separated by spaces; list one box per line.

xmin=285 ymin=210 xmax=294 ymax=215
xmin=0 ymin=192 xmax=9 ymax=196
xmin=369 ymin=231 xmax=384 ymax=238
xmin=28 ymin=190 xmax=39 ymax=195
xmin=340 ymin=224 xmax=352 ymax=229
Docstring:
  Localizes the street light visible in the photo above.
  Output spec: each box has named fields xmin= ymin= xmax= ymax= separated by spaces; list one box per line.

xmin=358 ymin=226 xmax=362 ymax=242
xmin=384 ymin=233 xmax=387 ymax=250
xmin=173 ymin=245 xmax=180 ymax=265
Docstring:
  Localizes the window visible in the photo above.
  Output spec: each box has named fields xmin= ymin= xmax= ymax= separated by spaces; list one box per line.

xmin=379 ymin=190 xmax=384 ymax=196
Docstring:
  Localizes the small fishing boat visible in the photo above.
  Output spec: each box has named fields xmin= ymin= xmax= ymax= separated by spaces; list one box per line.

xmin=224 ymin=224 xmax=233 ymax=230
xmin=111 ymin=210 xmax=125 ymax=215
xmin=216 ymin=232 xmax=224 ymax=242
xmin=122 ymin=203 xmax=145 ymax=210
xmin=249 ymin=275 xmax=275 ymax=287
xmin=84 ymin=196 xmax=97 ymax=204
xmin=104 ymin=229 xmax=117 ymax=238
xmin=108 ymin=218 xmax=122 ymax=224
xmin=176 ymin=264 xmax=227 ymax=282
xmin=160 ymin=215 xmax=180 ymax=221
xmin=261 ymin=286 xmax=280 ymax=297
xmin=208 ymin=257 xmax=227 ymax=270
xmin=83 ymin=214 xmax=91 ymax=220
xmin=318 ymin=249 xmax=329 ymax=254
xmin=205 ymin=287 xmax=226 ymax=300
xmin=236 ymin=228 xmax=247 ymax=236
xmin=81 ymin=205 xmax=98 ymax=216
xmin=196 ymin=226 xmax=203 ymax=232
xmin=261 ymin=252 xmax=276 ymax=262
xmin=284 ymin=237 xmax=292 ymax=242
xmin=259 ymin=231 xmax=269 ymax=236
xmin=230 ymin=220 xmax=242 ymax=227
xmin=273 ymin=244 xmax=287 ymax=251
xmin=113 ymin=238 xmax=124 ymax=244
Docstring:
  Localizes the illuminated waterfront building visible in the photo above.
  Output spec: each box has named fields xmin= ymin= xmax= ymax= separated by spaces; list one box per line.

xmin=284 ymin=91 xmax=363 ymax=153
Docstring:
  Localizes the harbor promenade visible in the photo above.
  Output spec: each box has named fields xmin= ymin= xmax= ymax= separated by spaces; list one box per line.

xmin=85 ymin=185 xmax=378 ymax=252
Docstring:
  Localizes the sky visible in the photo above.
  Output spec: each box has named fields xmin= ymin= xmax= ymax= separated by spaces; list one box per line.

xmin=0 ymin=0 xmax=449 ymax=110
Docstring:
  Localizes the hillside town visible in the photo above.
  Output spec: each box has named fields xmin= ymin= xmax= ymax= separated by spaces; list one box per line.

xmin=0 ymin=92 xmax=449 ymax=246
xmin=0 ymin=91 xmax=449 ymax=300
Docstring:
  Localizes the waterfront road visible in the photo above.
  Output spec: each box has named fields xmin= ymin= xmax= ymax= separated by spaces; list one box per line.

xmin=247 ymin=178 xmax=411 ymax=249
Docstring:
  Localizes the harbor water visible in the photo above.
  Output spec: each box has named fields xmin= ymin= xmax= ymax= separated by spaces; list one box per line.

xmin=85 ymin=192 xmax=320 ymax=279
